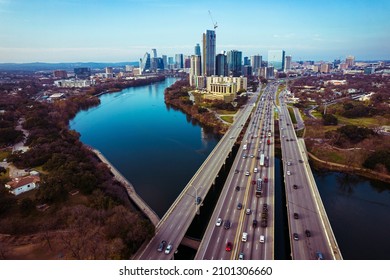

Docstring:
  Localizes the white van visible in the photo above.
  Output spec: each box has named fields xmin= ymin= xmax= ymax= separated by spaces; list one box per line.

xmin=242 ymin=232 xmax=248 ymax=242
xmin=260 ymin=235 xmax=265 ymax=243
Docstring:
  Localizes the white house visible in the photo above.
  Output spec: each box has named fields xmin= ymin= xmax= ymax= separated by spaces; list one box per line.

xmin=5 ymin=175 xmax=40 ymax=196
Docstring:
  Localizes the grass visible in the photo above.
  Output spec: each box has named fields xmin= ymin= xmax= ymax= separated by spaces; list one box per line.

xmin=217 ymin=109 xmax=237 ymax=115
xmin=296 ymin=129 xmax=304 ymax=138
xmin=311 ymin=110 xmax=322 ymax=118
xmin=288 ymin=107 xmax=297 ymax=124
xmin=221 ymin=115 xmax=234 ymax=123
xmin=336 ymin=115 xmax=389 ymax=127
xmin=275 ymin=85 xmax=285 ymax=106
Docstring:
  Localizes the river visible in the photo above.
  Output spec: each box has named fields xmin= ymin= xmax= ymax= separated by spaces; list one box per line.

xmin=70 ymin=78 xmax=390 ymax=260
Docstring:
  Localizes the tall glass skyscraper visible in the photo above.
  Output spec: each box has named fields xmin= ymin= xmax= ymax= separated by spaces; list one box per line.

xmin=251 ymin=55 xmax=262 ymax=75
xmin=202 ymin=30 xmax=216 ymax=76
xmin=267 ymin=50 xmax=285 ymax=71
xmin=140 ymin=52 xmax=151 ymax=73
xmin=215 ymin=53 xmax=227 ymax=76
xmin=195 ymin=43 xmax=201 ymax=56
xmin=227 ymin=50 xmax=242 ymax=77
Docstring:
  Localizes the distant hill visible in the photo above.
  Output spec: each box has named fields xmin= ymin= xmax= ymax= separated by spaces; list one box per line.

xmin=0 ymin=62 xmax=139 ymax=72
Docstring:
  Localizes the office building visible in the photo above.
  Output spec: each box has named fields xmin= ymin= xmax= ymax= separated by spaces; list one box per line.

xmin=162 ymin=55 xmax=168 ymax=70
xmin=202 ymin=30 xmax=216 ymax=76
xmin=267 ymin=50 xmax=285 ymax=71
xmin=215 ymin=53 xmax=228 ymax=76
xmin=74 ymin=67 xmax=91 ymax=79
xmin=195 ymin=43 xmax=201 ymax=56
xmin=140 ymin=52 xmax=151 ymax=73
xmin=203 ymin=76 xmax=248 ymax=102
xmin=175 ymin=54 xmax=184 ymax=68
xmin=53 ymin=70 xmax=68 ymax=79
xmin=243 ymin=56 xmax=250 ymax=66
xmin=152 ymin=48 xmax=157 ymax=58
xmin=346 ymin=55 xmax=355 ymax=68
xmin=250 ymin=55 xmax=262 ymax=76
xmin=266 ymin=66 xmax=275 ymax=79
xmin=190 ymin=55 xmax=202 ymax=86
xmin=168 ymin=57 xmax=174 ymax=69
xmin=227 ymin=50 xmax=242 ymax=77
xmin=284 ymin=55 xmax=292 ymax=72
xmin=243 ymin=65 xmax=252 ymax=77
xmin=320 ymin=63 xmax=332 ymax=73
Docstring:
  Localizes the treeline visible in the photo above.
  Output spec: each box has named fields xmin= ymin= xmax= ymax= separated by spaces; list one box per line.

xmin=325 ymin=124 xmax=375 ymax=146
xmin=363 ymin=150 xmax=390 ymax=173
xmin=0 ymin=84 xmax=155 ymax=259
xmin=164 ymin=79 xmax=229 ymax=134
xmin=85 ymin=76 xmax=165 ymax=96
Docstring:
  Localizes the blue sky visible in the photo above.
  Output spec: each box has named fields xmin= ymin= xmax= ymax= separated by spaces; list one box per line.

xmin=0 ymin=0 xmax=389 ymax=63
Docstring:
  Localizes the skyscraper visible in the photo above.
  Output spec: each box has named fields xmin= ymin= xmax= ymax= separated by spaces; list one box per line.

xmin=190 ymin=55 xmax=202 ymax=86
xmin=175 ymin=54 xmax=184 ymax=68
xmin=284 ymin=55 xmax=292 ymax=72
xmin=195 ymin=43 xmax=201 ymax=56
xmin=227 ymin=50 xmax=242 ymax=77
xmin=243 ymin=57 xmax=250 ymax=66
xmin=346 ymin=55 xmax=355 ymax=68
xmin=215 ymin=53 xmax=227 ymax=76
xmin=162 ymin=55 xmax=168 ymax=70
xmin=268 ymin=50 xmax=285 ymax=71
xmin=202 ymin=30 xmax=216 ymax=76
xmin=140 ymin=52 xmax=151 ymax=73
xmin=250 ymin=55 xmax=262 ymax=76
xmin=152 ymin=48 xmax=157 ymax=58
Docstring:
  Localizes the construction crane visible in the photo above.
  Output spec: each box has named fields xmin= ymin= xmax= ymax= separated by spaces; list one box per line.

xmin=208 ymin=10 xmax=218 ymax=30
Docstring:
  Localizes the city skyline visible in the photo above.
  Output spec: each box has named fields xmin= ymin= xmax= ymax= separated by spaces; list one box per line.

xmin=0 ymin=0 xmax=389 ymax=63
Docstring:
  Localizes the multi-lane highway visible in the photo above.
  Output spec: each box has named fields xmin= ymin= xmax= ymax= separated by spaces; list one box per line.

xmin=134 ymin=88 xmax=260 ymax=260
xmin=278 ymin=90 xmax=342 ymax=260
xmin=196 ymin=83 xmax=278 ymax=260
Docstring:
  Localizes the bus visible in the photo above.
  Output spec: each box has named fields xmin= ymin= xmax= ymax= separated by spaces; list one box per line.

xmin=259 ymin=153 xmax=265 ymax=166
xmin=256 ymin=178 xmax=263 ymax=197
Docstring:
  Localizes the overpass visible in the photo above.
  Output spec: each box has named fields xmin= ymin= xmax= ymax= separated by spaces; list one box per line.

xmin=134 ymin=89 xmax=260 ymax=260
xmin=278 ymin=90 xmax=342 ymax=260
xmin=195 ymin=83 xmax=277 ymax=260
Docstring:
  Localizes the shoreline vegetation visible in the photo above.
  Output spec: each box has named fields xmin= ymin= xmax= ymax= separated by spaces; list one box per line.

xmin=164 ymin=79 xmax=230 ymax=135
xmin=165 ymin=79 xmax=389 ymax=184
xmin=0 ymin=76 xmax=165 ymax=259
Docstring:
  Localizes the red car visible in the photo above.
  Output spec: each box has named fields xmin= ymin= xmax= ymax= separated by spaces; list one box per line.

xmin=264 ymin=177 xmax=268 ymax=183
xmin=225 ymin=242 xmax=232 ymax=252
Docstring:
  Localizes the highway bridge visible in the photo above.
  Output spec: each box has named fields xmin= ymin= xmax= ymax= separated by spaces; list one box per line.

xmin=135 ymin=82 xmax=341 ymax=260
xmin=195 ymin=83 xmax=277 ymax=260
xmin=278 ymin=90 xmax=342 ymax=260
xmin=134 ymin=88 xmax=260 ymax=260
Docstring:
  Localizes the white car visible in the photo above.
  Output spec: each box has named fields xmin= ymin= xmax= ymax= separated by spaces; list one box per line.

xmin=287 ymin=170 xmax=291 ymax=176
xmin=164 ymin=244 xmax=173 ymax=255
xmin=216 ymin=218 xmax=222 ymax=227
xmin=260 ymin=235 xmax=265 ymax=243
xmin=254 ymin=167 xmax=258 ymax=173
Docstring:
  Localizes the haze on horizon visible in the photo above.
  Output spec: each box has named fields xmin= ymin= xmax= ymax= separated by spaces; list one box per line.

xmin=0 ymin=0 xmax=389 ymax=63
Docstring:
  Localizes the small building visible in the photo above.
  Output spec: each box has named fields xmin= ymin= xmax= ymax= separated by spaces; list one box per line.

xmin=5 ymin=175 xmax=40 ymax=196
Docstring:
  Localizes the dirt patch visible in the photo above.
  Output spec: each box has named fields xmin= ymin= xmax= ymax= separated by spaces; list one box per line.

xmin=0 ymin=232 xmax=66 ymax=260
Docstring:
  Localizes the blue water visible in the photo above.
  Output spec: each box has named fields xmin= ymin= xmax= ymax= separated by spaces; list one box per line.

xmin=315 ymin=171 xmax=390 ymax=259
xmin=70 ymin=78 xmax=220 ymax=217
xmin=70 ymin=78 xmax=390 ymax=259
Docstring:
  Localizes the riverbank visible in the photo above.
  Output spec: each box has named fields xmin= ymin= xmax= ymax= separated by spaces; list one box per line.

xmin=308 ymin=151 xmax=390 ymax=183
xmin=164 ymin=79 xmax=230 ymax=135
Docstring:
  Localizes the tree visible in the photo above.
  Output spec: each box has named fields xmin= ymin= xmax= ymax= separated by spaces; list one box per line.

xmin=322 ymin=114 xmax=338 ymax=125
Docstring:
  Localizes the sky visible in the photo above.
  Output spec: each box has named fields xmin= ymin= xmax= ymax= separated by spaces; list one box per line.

xmin=0 ymin=0 xmax=389 ymax=63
